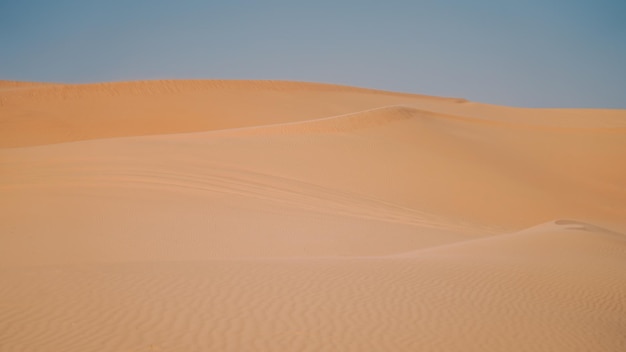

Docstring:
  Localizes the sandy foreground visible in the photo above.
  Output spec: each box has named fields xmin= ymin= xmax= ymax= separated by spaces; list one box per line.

xmin=1 ymin=80 xmax=625 ymax=351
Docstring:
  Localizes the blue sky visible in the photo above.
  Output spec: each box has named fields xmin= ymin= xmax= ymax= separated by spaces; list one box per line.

xmin=1 ymin=0 xmax=625 ymax=108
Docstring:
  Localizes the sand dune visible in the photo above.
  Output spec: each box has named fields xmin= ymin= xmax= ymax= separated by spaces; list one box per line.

xmin=0 ymin=80 xmax=463 ymax=148
xmin=1 ymin=80 xmax=625 ymax=351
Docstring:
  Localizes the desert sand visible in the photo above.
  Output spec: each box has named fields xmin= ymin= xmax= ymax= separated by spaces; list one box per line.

xmin=1 ymin=79 xmax=625 ymax=351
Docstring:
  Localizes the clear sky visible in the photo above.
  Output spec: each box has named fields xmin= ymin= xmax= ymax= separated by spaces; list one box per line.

xmin=1 ymin=0 xmax=625 ymax=108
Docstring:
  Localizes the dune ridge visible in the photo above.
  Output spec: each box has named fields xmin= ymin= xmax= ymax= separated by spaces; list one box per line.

xmin=1 ymin=79 xmax=625 ymax=351
xmin=0 ymin=79 xmax=467 ymax=101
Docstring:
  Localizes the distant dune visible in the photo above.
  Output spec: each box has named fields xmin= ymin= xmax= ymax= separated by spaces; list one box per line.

xmin=1 ymin=80 xmax=625 ymax=351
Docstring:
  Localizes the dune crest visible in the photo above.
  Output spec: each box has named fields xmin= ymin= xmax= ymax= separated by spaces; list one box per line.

xmin=1 ymin=79 xmax=625 ymax=351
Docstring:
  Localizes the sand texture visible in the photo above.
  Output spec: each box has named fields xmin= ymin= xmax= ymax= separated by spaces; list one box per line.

xmin=1 ymin=80 xmax=625 ymax=351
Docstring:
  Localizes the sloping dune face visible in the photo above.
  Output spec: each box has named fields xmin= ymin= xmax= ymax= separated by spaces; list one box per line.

xmin=1 ymin=80 xmax=625 ymax=351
